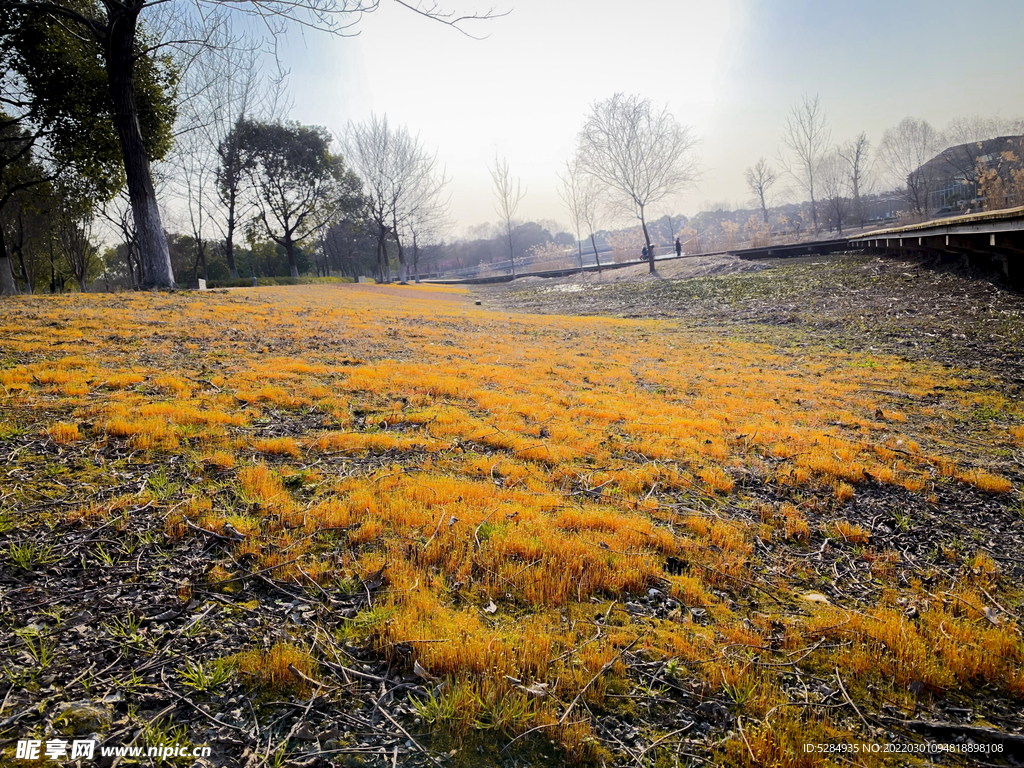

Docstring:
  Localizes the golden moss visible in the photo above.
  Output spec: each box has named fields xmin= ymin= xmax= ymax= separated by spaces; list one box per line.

xmin=236 ymin=643 xmax=316 ymax=693
xmin=253 ymin=437 xmax=302 ymax=458
xmin=45 ymin=422 xmax=80 ymax=444
xmin=4 ymin=282 xmax=1020 ymax=765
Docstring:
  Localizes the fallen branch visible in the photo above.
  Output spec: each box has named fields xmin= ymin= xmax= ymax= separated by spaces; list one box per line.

xmin=835 ymin=666 xmax=871 ymax=732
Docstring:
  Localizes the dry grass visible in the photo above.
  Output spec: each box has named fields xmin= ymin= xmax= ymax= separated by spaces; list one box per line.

xmin=1 ymin=283 xmax=1021 ymax=765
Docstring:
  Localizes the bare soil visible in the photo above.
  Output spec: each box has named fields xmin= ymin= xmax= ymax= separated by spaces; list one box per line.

xmin=476 ymin=252 xmax=1024 ymax=384
xmin=511 ymin=254 xmax=770 ymax=286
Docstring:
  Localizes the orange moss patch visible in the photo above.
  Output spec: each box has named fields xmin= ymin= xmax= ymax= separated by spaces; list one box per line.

xmin=253 ymin=437 xmax=302 ymax=458
xmin=106 ymin=417 xmax=179 ymax=450
xmin=201 ymin=451 xmax=236 ymax=471
xmin=45 ymin=422 xmax=80 ymax=444
xmin=955 ymin=468 xmax=1013 ymax=494
xmin=833 ymin=519 xmax=870 ymax=544
xmin=101 ymin=373 xmax=146 ymax=389
xmin=833 ymin=481 xmax=854 ymax=502
xmin=236 ymin=643 xmax=316 ymax=693
xmin=237 ymin=463 xmax=292 ymax=511
xmin=781 ymin=503 xmax=810 ymax=542
xmin=310 ymin=431 xmax=445 ymax=454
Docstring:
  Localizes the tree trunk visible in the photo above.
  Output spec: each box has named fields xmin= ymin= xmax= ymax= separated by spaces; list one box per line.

xmin=125 ymin=246 xmax=136 ymax=289
xmin=851 ymin=174 xmax=861 ymax=228
xmin=377 ymin=226 xmax=391 ymax=284
xmin=284 ymin=238 xmax=299 ymax=278
xmin=590 ymin=234 xmax=602 ymax=274
xmin=0 ymin=256 xmax=16 ymax=296
xmin=105 ymin=10 xmax=175 ymax=290
xmin=640 ymin=214 xmax=654 ymax=274
xmin=394 ymin=233 xmax=407 ymax=284
xmin=504 ymin=222 xmax=517 ymax=278
xmin=412 ymin=234 xmax=421 ymax=283
xmin=0 ymin=223 xmax=18 ymax=295
xmin=376 ymin=235 xmax=385 ymax=283
xmin=225 ymin=183 xmax=240 ymax=279
xmin=15 ymin=212 xmax=32 ymax=293
xmin=391 ymin=211 xmax=408 ymax=284
xmin=577 ymin=238 xmax=583 ymax=272
xmin=18 ymin=255 xmax=29 ymax=293
xmin=15 ymin=244 xmax=30 ymax=294
xmin=49 ymin=248 xmax=57 ymax=294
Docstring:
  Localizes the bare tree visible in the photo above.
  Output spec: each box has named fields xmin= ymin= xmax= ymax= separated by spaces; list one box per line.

xmin=576 ymin=93 xmax=699 ymax=273
xmin=345 ymin=114 xmax=446 ymax=284
xmin=55 ymin=200 xmax=97 ymax=291
xmin=175 ymin=32 xmax=271 ymax=281
xmin=744 ymin=157 xmax=778 ymax=224
xmin=836 ymin=133 xmax=871 ymax=228
xmin=389 ymin=130 xmax=448 ymax=284
xmin=557 ymin=157 xmax=588 ymax=271
xmin=877 ymin=116 xmax=940 ymax=217
xmin=578 ymin=178 xmax=605 ymax=273
xmin=175 ymin=102 xmax=218 ymax=285
xmin=402 ymin=154 xmax=450 ymax=283
xmin=817 ymin=150 xmax=849 ymax=235
xmin=406 ymin=189 xmax=450 ymax=282
xmin=98 ymin=191 xmax=143 ymax=289
xmin=779 ymin=94 xmax=831 ymax=232
xmin=0 ymin=116 xmax=50 ymax=295
xmin=345 ymin=114 xmax=395 ymax=283
xmin=1 ymin=181 xmax=53 ymax=294
xmin=489 ymin=153 xmax=526 ymax=277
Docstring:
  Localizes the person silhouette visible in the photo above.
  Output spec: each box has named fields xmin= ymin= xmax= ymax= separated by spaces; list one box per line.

xmin=675 ymin=237 xmax=682 ymax=257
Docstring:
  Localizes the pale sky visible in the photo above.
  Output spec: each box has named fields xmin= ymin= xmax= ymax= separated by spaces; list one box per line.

xmin=273 ymin=0 xmax=1024 ymax=235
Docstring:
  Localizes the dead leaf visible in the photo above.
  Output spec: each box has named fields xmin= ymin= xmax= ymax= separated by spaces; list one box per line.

xmin=413 ymin=660 xmax=435 ymax=680
xmin=801 ymin=592 xmax=831 ymax=605
xmin=290 ymin=724 xmax=318 ymax=741
xmin=517 ymin=682 xmax=548 ymax=698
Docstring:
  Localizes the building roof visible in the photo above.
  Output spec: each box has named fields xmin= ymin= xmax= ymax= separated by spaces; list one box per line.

xmin=920 ymin=135 xmax=1023 ymax=180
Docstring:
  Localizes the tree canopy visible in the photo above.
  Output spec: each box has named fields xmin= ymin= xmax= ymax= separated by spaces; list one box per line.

xmin=239 ymin=119 xmax=362 ymax=278
xmin=1 ymin=1 xmax=177 ymax=203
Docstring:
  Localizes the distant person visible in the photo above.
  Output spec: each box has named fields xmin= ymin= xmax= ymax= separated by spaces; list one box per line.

xmin=675 ymin=237 xmax=682 ymax=257
xmin=641 ymin=245 xmax=648 ymax=260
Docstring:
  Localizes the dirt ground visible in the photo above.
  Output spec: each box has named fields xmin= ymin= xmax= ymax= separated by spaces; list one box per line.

xmin=510 ymin=254 xmax=771 ymax=286
xmin=476 ymin=252 xmax=1024 ymax=385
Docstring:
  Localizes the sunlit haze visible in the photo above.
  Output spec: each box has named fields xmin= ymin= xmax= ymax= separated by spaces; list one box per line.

xmin=269 ymin=0 xmax=1024 ymax=236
